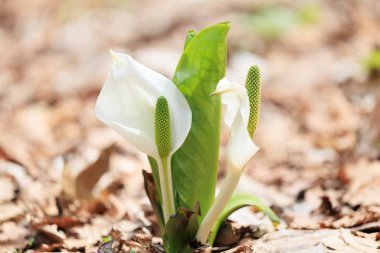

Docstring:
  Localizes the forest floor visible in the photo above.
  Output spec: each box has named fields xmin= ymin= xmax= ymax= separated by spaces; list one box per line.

xmin=0 ymin=0 xmax=380 ymax=252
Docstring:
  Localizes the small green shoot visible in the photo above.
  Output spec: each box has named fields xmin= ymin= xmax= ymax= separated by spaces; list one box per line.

xmin=101 ymin=235 xmax=113 ymax=243
xmin=363 ymin=49 xmax=380 ymax=73
xmin=27 ymin=237 xmax=35 ymax=247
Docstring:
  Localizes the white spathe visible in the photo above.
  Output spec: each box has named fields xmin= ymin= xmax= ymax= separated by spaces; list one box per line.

xmin=196 ymin=77 xmax=260 ymax=243
xmin=95 ymin=52 xmax=192 ymax=160
xmin=213 ymin=77 xmax=259 ymax=170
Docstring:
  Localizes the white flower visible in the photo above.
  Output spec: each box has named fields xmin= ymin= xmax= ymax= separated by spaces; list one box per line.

xmin=197 ymin=67 xmax=261 ymax=243
xmin=212 ymin=77 xmax=259 ymax=170
xmin=95 ymin=51 xmax=192 ymax=223
xmin=95 ymin=52 xmax=192 ymax=161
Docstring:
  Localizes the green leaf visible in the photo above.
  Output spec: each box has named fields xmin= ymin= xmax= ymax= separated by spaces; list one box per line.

xmin=208 ymin=193 xmax=280 ymax=245
xmin=363 ymin=49 xmax=380 ymax=72
xmin=171 ymin=23 xmax=230 ymax=216
xmin=101 ymin=235 xmax=112 ymax=243
xmin=27 ymin=237 xmax=35 ymax=247
xmin=164 ymin=203 xmax=200 ymax=253
xmin=142 ymin=170 xmax=165 ymax=234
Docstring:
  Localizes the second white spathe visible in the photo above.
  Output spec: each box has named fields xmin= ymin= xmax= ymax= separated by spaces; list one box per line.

xmin=212 ymin=77 xmax=259 ymax=170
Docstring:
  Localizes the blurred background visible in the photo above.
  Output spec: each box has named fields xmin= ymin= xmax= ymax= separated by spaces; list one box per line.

xmin=1 ymin=0 xmax=380 ymax=251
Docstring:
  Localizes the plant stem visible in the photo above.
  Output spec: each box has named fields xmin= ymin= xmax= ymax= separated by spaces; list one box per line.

xmin=157 ymin=156 xmax=175 ymax=223
xmin=164 ymin=155 xmax=176 ymax=218
xmin=195 ymin=168 xmax=241 ymax=243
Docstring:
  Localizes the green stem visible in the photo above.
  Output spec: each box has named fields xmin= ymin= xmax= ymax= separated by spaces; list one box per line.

xmin=195 ymin=168 xmax=241 ymax=243
xmin=157 ymin=156 xmax=175 ymax=223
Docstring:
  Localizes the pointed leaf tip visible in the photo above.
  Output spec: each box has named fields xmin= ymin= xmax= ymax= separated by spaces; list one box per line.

xmin=155 ymin=96 xmax=171 ymax=158
xmin=184 ymin=30 xmax=197 ymax=49
xmin=246 ymin=65 xmax=261 ymax=137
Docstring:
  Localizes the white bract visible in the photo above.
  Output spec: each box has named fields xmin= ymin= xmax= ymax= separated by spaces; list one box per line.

xmin=95 ymin=51 xmax=191 ymax=160
xmin=95 ymin=52 xmax=192 ymax=223
xmin=214 ymin=78 xmax=259 ymax=170
xmin=196 ymin=77 xmax=259 ymax=242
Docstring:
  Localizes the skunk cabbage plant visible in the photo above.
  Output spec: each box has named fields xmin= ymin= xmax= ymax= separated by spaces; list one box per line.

xmin=96 ymin=23 xmax=279 ymax=252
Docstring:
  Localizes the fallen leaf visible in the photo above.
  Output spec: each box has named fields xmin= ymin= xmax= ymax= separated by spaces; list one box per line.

xmin=251 ymin=229 xmax=380 ymax=253
xmin=343 ymin=159 xmax=380 ymax=207
xmin=220 ymin=238 xmax=253 ymax=253
xmin=0 ymin=174 xmax=18 ymax=203
xmin=332 ymin=210 xmax=380 ymax=228
xmin=32 ymin=216 xmax=84 ymax=229
xmin=214 ymin=221 xmax=245 ymax=247
xmin=0 ymin=222 xmax=28 ymax=248
xmin=0 ymin=203 xmax=24 ymax=223
xmin=63 ymin=145 xmax=114 ymax=200
xmin=33 ymin=224 xmax=66 ymax=243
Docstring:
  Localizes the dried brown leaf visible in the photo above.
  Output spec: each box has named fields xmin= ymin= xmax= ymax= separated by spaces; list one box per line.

xmin=252 ymin=229 xmax=379 ymax=253
xmin=214 ymin=221 xmax=243 ymax=247
xmin=343 ymin=159 xmax=380 ymax=207
xmin=0 ymin=203 xmax=24 ymax=223
xmin=63 ymin=145 xmax=114 ymax=200
xmin=0 ymin=174 xmax=18 ymax=203
xmin=34 ymin=224 xmax=66 ymax=243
